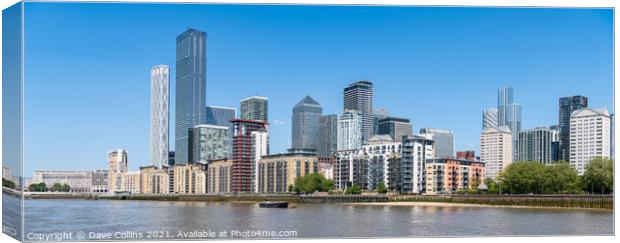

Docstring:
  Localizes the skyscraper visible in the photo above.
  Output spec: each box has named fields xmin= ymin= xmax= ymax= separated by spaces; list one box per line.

xmin=497 ymin=87 xmax=522 ymax=140
xmin=205 ymin=105 xmax=236 ymax=128
xmin=175 ymin=28 xmax=207 ymax=164
xmin=240 ymin=96 xmax=268 ymax=122
xmin=317 ymin=114 xmax=338 ymax=157
xmin=231 ymin=119 xmax=268 ymax=192
xmin=570 ymin=108 xmax=610 ymax=175
xmin=480 ymin=126 xmax=513 ymax=180
xmin=291 ymin=96 xmax=322 ymax=150
xmin=343 ymin=80 xmax=373 ymax=142
xmin=482 ymin=108 xmax=498 ymax=130
xmin=550 ymin=125 xmax=560 ymax=162
xmin=337 ymin=110 xmax=363 ymax=151
xmin=150 ymin=65 xmax=169 ymax=169
xmin=418 ymin=128 xmax=454 ymax=159
xmin=516 ymin=127 xmax=553 ymax=164
xmin=559 ymin=95 xmax=588 ymax=161
xmin=377 ymin=117 xmax=413 ymax=142
xmin=372 ymin=108 xmax=390 ymax=135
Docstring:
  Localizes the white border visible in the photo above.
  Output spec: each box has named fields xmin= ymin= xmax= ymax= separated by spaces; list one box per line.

xmin=1 ymin=1 xmax=617 ymax=243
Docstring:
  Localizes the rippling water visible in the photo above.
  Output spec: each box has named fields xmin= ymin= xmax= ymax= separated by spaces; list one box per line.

xmin=11 ymin=196 xmax=614 ymax=240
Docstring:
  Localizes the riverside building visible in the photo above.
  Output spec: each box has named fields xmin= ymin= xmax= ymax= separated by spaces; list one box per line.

xmin=231 ymin=119 xmax=268 ymax=193
xmin=139 ymin=165 xmax=169 ymax=194
xmin=569 ymin=107 xmax=611 ymax=174
xmin=173 ymin=163 xmax=207 ymax=194
xmin=257 ymin=151 xmax=318 ymax=193
xmin=424 ymin=158 xmax=485 ymax=195
xmin=107 ymin=149 xmax=128 ymax=194
xmin=207 ymin=159 xmax=232 ymax=193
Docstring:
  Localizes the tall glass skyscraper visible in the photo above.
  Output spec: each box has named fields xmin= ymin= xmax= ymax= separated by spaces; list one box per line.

xmin=344 ymin=80 xmax=373 ymax=143
xmin=291 ymin=96 xmax=322 ymax=150
xmin=497 ymin=87 xmax=522 ymax=140
xmin=419 ymin=128 xmax=455 ymax=159
xmin=206 ymin=105 xmax=236 ymax=128
xmin=558 ymin=95 xmax=588 ymax=161
xmin=318 ymin=114 xmax=338 ymax=157
xmin=175 ymin=28 xmax=207 ymax=164
xmin=150 ymin=65 xmax=169 ymax=169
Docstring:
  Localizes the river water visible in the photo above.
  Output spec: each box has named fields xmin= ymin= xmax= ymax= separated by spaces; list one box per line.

xmin=5 ymin=196 xmax=614 ymax=241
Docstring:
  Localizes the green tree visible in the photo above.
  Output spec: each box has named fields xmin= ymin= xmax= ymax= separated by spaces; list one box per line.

xmin=582 ymin=157 xmax=613 ymax=194
xmin=2 ymin=178 xmax=16 ymax=189
xmin=61 ymin=183 xmax=71 ymax=192
xmin=345 ymin=184 xmax=362 ymax=194
xmin=498 ymin=161 xmax=547 ymax=194
xmin=377 ymin=182 xmax=388 ymax=194
xmin=28 ymin=183 xmax=47 ymax=192
xmin=293 ymin=173 xmax=334 ymax=194
xmin=543 ymin=161 xmax=581 ymax=194
xmin=483 ymin=178 xmax=499 ymax=194
xmin=51 ymin=183 xmax=63 ymax=192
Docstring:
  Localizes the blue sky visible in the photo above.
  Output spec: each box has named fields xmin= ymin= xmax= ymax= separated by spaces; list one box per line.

xmin=22 ymin=3 xmax=613 ymax=174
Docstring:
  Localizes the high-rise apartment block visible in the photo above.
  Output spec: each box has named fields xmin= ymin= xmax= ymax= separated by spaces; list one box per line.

xmin=337 ymin=110 xmax=363 ymax=151
xmin=516 ymin=127 xmax=553 ymax=164
xmin=343 ymin=80 xmax=373 ymax=142
xmin=150 ymin=65 xmax=170 ymax=169
xmin=257 ymin=152 xmax=318 ymax=193
xmin=189 ymin=124 xmax=230 ymax=163
xmin=240 ymin=96 xmax=268 ymax=122
xmin=400 ymin=135 xmax=434 ymax=194
xmin=569 ymin=108 xmax=610 ymax=174
xmin=231 ymin=119 xmax=268 ymax=192
xmin=480 ymin=126 xmax=513 ymax=180
xmin=559 ymin=95 xmax=588 ymax=161
xmin=175 ymin=28 xmax=207 ymax=164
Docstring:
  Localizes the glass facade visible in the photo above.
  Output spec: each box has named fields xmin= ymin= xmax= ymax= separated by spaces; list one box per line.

xmin=343 ymin=80 xmax=374 ymax=142
xmin=558 ymin=95 xmax=588 ymax=161
xmin=150 ymin=65 xmax=169 ymax=169
xmin=175 ymin=28 xmax=207 ymax=164
xmin=291 ymin=96 xmax=322 ymax=150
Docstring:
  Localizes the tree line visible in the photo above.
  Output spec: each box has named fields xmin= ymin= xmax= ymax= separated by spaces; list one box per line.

xmin=482 ymin=157 xmax=613 ymax=195
xmin=28 ymin=182 xmax=71 ymax=192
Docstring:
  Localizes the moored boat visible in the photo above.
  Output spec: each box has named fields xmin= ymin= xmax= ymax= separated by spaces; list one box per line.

xmin=258 ymin=201 xmax=289 ymax=208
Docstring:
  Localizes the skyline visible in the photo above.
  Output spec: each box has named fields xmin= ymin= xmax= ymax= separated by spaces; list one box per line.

xmin=21 ymin=3 xmax=613 ymax=173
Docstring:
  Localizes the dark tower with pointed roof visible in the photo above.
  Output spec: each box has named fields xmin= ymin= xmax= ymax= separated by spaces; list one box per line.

xmin=291 ymin=96 xmax=323 ymax=150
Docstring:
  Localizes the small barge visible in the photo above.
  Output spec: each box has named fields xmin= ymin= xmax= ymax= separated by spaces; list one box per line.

xmin=258 ymin=201 xmax=289 ymax=208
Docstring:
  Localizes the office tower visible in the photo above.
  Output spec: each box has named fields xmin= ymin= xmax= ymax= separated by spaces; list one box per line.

xmin=418 ymin=128 xmax=455 ymax=159
xmin=570 ymin=108 xmax=611 ymax=175
xmin=168 ymin=151 xmax=175 ymax=167
xmin=240 ymin=96 xmax=268 ymax=122
xmin=373 ymin=108 xmax=390 ymax=135
xmin=206 ymin=105 xmax=236 ymax=127
xmin=497 ymin=87 xmax=522 ymax=139
xmin=317 ymin=114 xmax=338 ymax=157
xmin=377 ymin=116 xmax=413 ymax=142
xmin=31 ymin=170 xmax=94 ymax=193
xmin=337 ymin=110 xmax=363 ymax=151
xmin=150 ymin=65 xmax=170 ymax=169
xmin=189 ymin=124 xmax=230 ymax=163
xmin=107 ymin=149 xmax=128 ymax=194
xmin=175 ymin=28 xmax=207 ymax=164
xmin=231 ymin=119 xmax=268 ymax=193
xmin=480 ymin=126 xmax=513 ymax=180
xmin=400 ymin=135 xmax=434 ymax=194
xmin=549 ymin=125 xmax=560 ymax=162
xmin=558 ymin=95 xmax=588 ymax=161
xmin=343 ymin=80 xmax=373 ymax=142
xmin=516 ymin=127 xmax=553 ymax=164
xmin=291 ymin=96 xmax=323 ymax=150
xmin=482 ymin=108 xmax=498 ymax=130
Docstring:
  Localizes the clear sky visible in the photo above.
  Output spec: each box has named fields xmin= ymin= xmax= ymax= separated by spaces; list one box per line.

xmin=22 ymin=2 xmax=613 ymax=174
